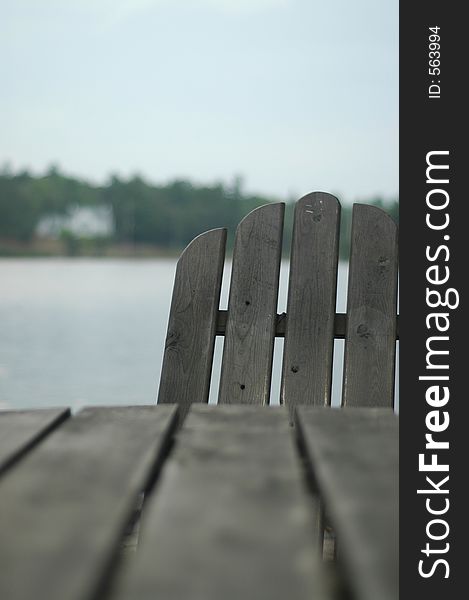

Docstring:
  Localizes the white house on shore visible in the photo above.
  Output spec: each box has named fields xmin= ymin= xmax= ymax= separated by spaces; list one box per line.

xmin=36 ymin=205 xmax=114 ymax=239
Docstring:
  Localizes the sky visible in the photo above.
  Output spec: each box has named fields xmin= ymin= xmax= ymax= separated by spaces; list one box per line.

xmin=1 ymin=0 xmax=398 ymax=202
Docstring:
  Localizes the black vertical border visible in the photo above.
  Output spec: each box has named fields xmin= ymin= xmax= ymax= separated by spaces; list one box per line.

xmin=400 ymin=2 xmax=465 ymax=597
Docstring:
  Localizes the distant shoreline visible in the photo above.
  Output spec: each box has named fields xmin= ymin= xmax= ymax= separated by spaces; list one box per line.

xmin=0 ymin=238 xmax=183 ymax=259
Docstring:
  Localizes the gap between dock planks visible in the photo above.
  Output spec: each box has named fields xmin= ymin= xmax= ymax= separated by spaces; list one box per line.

xmin=0 ymin=405 xmax=177 ymax=600
xmin=0 ymin=407 xmax=70 ymax=475
xmin=109 ymin=405 xmax=329 ymax=600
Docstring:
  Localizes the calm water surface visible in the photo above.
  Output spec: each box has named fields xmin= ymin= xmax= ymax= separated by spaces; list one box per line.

xmin=0 ymin=258 xmax=395 ymax=411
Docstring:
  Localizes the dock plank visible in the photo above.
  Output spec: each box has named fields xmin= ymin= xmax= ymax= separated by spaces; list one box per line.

xmin=111 ymin=405 xmax=328 ymax=600
xmin=0 ymin=408 xmax=70 ymax=475
xmin=297 ymin=407 xmax=398 ymax=600
xmin=0 ymin=405 xmax=177 ymax=600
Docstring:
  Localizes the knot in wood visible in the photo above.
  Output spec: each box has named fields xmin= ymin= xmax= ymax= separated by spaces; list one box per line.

xmin=356 ymin=324 xmax=372 ymax=339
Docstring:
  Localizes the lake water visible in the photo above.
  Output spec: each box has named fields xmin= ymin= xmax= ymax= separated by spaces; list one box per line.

xmin=0 ymin=259 xmax=397 ymax=411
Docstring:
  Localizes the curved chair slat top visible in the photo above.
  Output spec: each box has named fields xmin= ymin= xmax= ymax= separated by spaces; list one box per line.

xmin=157 ymin=228 xmax=226 ymax=416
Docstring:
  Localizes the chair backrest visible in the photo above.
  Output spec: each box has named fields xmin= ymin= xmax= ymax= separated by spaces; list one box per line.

xmin=157 ymin=192 xmax=398 ymax=418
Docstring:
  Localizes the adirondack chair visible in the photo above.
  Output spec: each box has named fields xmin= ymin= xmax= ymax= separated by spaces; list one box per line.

xmin=0 ymin=192 xmax=399 ymax=600
xmin=157 ymin=192 xmax=398 ymax=417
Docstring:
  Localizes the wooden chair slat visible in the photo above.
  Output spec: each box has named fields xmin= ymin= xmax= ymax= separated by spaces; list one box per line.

xmin=342 ymin=204 xmax=398 ymax=407
xmin=0 ymin=408 xmax=70 ymax=475
xmin=296 ymin=407 xmax=398 ymax=600
xmin=217 ymin=310 xmax=399 ymax=340
xmin=158 ymin=228 xmax=226 ymax=416
xmin=0 ymin=405 xmax=177 ymax=600
xmin=281 ymin=192 xmax=340 ymax=414
xmin=111 ymin=405 xmax=327 ymax=600
xmin=218 ymin=203 xmax=284 ymax=405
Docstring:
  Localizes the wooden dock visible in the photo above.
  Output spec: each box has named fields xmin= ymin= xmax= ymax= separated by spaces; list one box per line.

xmin=0 ymin=404 xmax=398 ymax=600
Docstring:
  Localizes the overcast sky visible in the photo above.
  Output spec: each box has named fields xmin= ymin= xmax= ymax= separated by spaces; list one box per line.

xmin=1 ymin=0 xmax=398 ymax=201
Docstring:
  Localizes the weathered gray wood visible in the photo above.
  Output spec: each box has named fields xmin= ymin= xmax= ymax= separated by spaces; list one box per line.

xmin=342 ymin=204 xmax=398 ymax=407
xmin=217 ymin=309 xmax=286 ymax=336
xmin=218 ymin=204 xmax=284 ymax=405
xmin=111 ymin=405 xmax=328 ymax=600
xmin=0 ymin=408 xmax=70 ymax=475
xmin=0 ymin=405 xmax=177 ymax=600
xmin=282 ymin=192 xmax=340 ymax=414
xmin=158 ymin=228 xmax=226 ymax=417
xmin=297 ymin=407 xmax=398 ymax=600
xmin=216 ymin=310 xmax=399 ymax=340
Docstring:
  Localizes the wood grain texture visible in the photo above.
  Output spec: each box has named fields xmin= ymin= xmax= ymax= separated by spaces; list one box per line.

xmin=281 ymin=192 xmax=340 ymax=414
xmin=296 ymin=407 xmax=398 ymax=600
xmin=111 ymin=405 xmax=327 ymax=600
xmin=216 ymin=310 xmax=399 ymax=340
xmin=0 ymin=405 xmax=177 ymax=600
xmin=0 ymin=408 xmax=70 ymax=475
xmin=218 ymin=204 xmax=284 ymax=405
xmin=158 ymin=228 xmax=226 ymax=417
xmin=342 ymin=204 xmax=398 ymax=407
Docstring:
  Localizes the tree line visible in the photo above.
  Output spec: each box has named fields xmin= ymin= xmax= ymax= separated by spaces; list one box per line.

xmin=0 ymin=166 xmax=398 ymax=258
